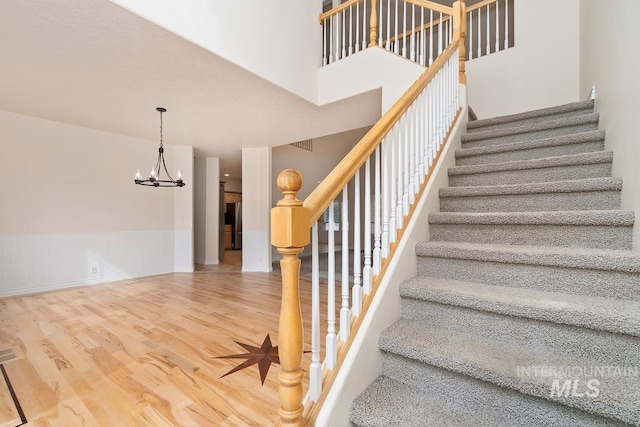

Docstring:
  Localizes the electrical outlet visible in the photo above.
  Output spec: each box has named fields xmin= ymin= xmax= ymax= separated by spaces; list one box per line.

xmin=91 ymin=266 xmax=98 ymax=275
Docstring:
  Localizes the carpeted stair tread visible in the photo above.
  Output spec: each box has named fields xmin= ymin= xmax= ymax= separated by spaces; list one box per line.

xmin=467 ymin=100 xmax=595 ymax=132
xmin=462 ymin=113 xmax=599 ymax=144
xmin=448 ymin=151 xmax=612 ymax=176
xmin=350 ymin=376 xmax=502 ymax=427
xmin=415 ymin=241 xmax=640 ymax=273
xmin=379 ymin=321 xmax=640 ymax=425
xmin=457 ymin=130 xmax=605 ymax=158
xmin=428 ymin=210 xmax=634 ymax=226
xmin=400 ymin=276 xmax=640 ymax=337
xmin=439 ymin=176 xmax=622 ymax=198
xmin=350 ymin=372 xmax=623 ymax=427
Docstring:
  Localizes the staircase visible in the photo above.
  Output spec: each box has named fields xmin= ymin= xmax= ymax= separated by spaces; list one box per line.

xmin=350 ymin=100 xmax=640 ymax=426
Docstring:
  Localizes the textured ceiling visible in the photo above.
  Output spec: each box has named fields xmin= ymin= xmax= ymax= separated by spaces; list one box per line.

xmin=0 ymin=0 xmax=381 ymax=179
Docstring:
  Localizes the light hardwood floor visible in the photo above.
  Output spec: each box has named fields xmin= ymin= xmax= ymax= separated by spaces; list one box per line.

xmin=0 ymin=251 xmax=332 ymax=426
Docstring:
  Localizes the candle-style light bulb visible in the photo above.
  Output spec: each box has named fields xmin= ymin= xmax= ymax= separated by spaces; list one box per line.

xmin=135 ymin=169 xmax=141 ymax=179
xmin=150 ymin=168 xmax=155 ymax=178
xmin=176 ymin=169 xmax=182 ymax=180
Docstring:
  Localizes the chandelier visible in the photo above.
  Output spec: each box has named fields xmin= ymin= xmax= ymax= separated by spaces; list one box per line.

xmin=135 ymin=107 xmax=185 ymax=187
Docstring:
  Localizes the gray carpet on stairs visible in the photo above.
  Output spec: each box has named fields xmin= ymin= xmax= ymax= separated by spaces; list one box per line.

xmin=350 ymin=100 xmax=640 ymax=426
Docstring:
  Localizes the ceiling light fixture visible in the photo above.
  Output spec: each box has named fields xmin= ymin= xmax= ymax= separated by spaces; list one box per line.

xmin=135 ymin=107 xmax=185 ymax=188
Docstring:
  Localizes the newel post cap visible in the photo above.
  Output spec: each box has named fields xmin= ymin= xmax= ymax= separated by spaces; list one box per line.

xmin=271 ymin=169 xmax=310 ymax=248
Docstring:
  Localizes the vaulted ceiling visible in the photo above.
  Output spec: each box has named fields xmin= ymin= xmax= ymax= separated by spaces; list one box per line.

xmin=0 ymin=0 xmax=381 ymax=178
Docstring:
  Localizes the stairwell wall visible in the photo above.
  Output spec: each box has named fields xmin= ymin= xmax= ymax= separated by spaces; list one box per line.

xmin=579 ymin=0 xmax=640 ymax=251
xmin=466 ymin=0 xmax=581 ymax=119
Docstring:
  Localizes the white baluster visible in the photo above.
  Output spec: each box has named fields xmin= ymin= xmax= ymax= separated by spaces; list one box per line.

xmin=330 ymin=15 xmax=335 ymax=63
xmin=340 ymin=187 xmax=350 ymax=341
xmin=386 ymin=0 xmax=391 ymax=50
xmin=486 ymin=4 xmax=490 ymax=55
xmin=309 ymin=223 xmax=321 ymax=401
xmin=403 ymin=116 xmax=410 ymax=216
xmin=355 ymin=2 xmax=360 ymax=52
xmin=477 ymin=8 xmax=482 ymax=58
xmin=408 ymin=104 xmax=416 ymax=204
xmin=505 ymin=0 xmax=509 ymax=49
xmin=418 ymin=92 xmax=425 ymax=181
xmin=429 ymin=9 xmax=434 ymax=65
xmin=326 ymin=201 xmax=337 ymax=368
xmin=373 ymin=146 xmax=382 ymax=275
xmin=341 ymin=11 xmax=346 ymax=59
xmin=495 ymin=1 xmax=500 ymax=52
xmin=469 ymin=10 xmax=473 ymax=60
xmin=382 ymin=136 xmax=390 ymax=259
xmin=410 ymin=4 xmax=415 ymax=62
xmin=394 ymin=0 xmax=399 ymax=55
xmin=322 ymin=19 xmax=327 ymax=66
xmin=363 ymin=0 xmax=367 ymax=50
xmin=349 ymin=5 xmax=353 ymax=56
xmin=379 ymin=0 xmax=383 ymax=46
xmin=438 ymin=12 xmax=443 ymax=56
xmin=363 ymin=158 xmax=372 ymax=294
xmin=420 ymin=8 xmax=425 ymax=65
xmin=352 ymin=169 xmax=362 ymax=316
xmin=400 ymin=1 xmax=406 ymax=58
xmin=396 ymin=115 xmax=404 ymax=230
xmin=389 ymin=125 xmax=397 ymax=243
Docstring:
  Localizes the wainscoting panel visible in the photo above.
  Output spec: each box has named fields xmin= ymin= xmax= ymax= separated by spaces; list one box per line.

xmin=0 ymin=230 xmax=176 ymax=297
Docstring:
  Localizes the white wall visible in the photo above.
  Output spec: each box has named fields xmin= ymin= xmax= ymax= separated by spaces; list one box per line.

xmin=466 ymin=0 xmax=581 ymax=119
xmin=194 ymin=157 xmax=220 ymax=265
xmin=242 ymin=146 xmax=272 ymax=272
xmin=0 ymin=110 xmax=193 ymax=296
xmin=173 ymin=145 xmax=195 ymax=272
xmin=110 ymin=0 xmax=321 ymax=103
xmin=318 ymin=47 xmax=425 ymax=113
xmin=224 ymin=178 xmax=242 ymax=193
xmin=579 ymin=0 xmax=640 ymax=250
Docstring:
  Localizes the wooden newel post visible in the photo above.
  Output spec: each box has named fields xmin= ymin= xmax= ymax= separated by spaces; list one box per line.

xmin=369 ymin=0 xmax=378 ymax=47
xmin=271 ymin=169 xmax=310 ymax=427
xmin=453 ymin=0 xmax=467 ymax=84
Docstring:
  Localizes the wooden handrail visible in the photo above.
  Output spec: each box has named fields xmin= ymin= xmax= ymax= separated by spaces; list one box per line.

xmin=303 ymin=35 xmax=460 ymax=225
xmin=402 ymin=0 xmax=454 ymax=15
xmin=319 ymin=0 xmax=453 ymax=24
xmin=319 ymin=0 xmax=362 ymax=23
xmin=384 ymin=14 xmax=451 ymax=46
xmin=466 ymin=0 xmax=498 ymax=13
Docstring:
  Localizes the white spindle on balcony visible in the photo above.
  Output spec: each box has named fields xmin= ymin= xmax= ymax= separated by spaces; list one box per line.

xmin=352 ymin=169 xmax=362 ymax=316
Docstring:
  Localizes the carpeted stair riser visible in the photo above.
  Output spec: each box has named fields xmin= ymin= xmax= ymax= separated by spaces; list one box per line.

xmin=378 ymin=321 xmax=640 ymax=425
xmin=416 ymin=256 xmax=640 ymax=300
xmin=440 ymin=190 xmax=621 ymax=212
xmin=456 ymin=131 xmax=606 ymax=166
xmin=350 ymin=100 xmax=640 ymax=426
xmin=466 ymin=100 xmax=595 ymax=134
xmin=429 ymin=222 xmax=632 ymax=249
xmin=350 ymin=355 xmax=624 ymax=427
xmin=462 ymin=121 xmax=598 ymax=149
xmin=449 ymin=161 xmax=611 ymax=187
xmin=400 ymin=277 xmax=640 ymax=337
xmin=400 ymin=299 xmax=640 ymax=367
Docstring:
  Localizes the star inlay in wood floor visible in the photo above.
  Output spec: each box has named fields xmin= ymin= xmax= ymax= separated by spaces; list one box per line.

xmin=216 ymin=333 xmax=280 ymax=385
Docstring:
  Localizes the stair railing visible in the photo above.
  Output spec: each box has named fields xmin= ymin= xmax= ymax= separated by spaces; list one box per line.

xmin=320 ymin=0 xmax=456 ymax=67
xmin=273 ymin=2 xmax=465 ymax=425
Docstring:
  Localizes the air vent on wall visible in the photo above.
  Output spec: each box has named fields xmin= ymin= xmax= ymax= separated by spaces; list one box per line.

xmin=289 ymin=139 xmax=313 ymax=152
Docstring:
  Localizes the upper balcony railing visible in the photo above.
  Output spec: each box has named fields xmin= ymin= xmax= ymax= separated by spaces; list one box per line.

xmin=320 ymin=0 xmax=512 ymax=67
